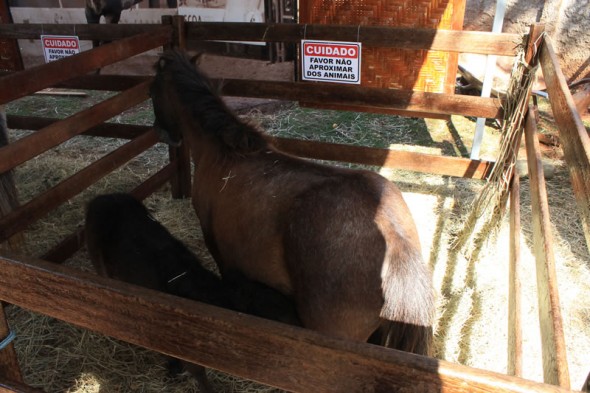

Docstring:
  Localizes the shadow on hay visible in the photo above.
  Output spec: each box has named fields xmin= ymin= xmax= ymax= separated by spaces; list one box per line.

xmin=428 ymin=180 xmax=486 ymax=363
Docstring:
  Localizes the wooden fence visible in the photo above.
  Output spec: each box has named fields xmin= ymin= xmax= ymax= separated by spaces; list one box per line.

xmin=0 ymin=15 xmax=588 ymax=392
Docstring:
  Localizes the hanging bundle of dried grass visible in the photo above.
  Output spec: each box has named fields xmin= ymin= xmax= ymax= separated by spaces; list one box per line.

xmin=453 ymin=34 xmax=542 ymax=257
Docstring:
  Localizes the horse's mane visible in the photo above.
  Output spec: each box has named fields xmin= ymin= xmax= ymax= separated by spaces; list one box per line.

xmin=157 ymin=50 xmax=271 ymax=155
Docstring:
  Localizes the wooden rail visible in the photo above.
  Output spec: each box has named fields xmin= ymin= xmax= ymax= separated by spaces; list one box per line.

xmin=184 ymin=22 xmax=521 ymax=56
xmin=0 ymin=27 xmax=169 ymax=105
xmin=40 ymin=162 xmax=177 ymax=263
xmin=0 ymin=254 xmax=574 ymax=393
xmin=540 ymin=36 xmax=590 ymax=254
xmin=0 ymin=22 xmax=519 ymax=57
xmin=273 ymin=137 xmax=494 ymax=179
xmin=524 ymin=110 xmax=570 ymax=389
xmin=1 ymin=73 xmax=503 ymax=119
xmin=218 ymin=79 xmax=503 ymax=119
xmin=0 ymin=378 xmax=45 ymax=393
xmin=7 ymin=116 xmax=495 ymax=179
xmin=508 ymin=174 xmax=523 ymax=377
xmin=0 ymin=81 xmax=151 ymax=175
xmin=7 ymin=115 xmax=148 ymax=139
xmin=0 ymin=23 xmax=165 ymax=42
xmin=0 ymin=130 xmax=159 ymax=242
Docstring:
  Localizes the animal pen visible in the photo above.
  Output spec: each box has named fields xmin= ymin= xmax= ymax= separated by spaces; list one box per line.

xmin=0 ymin=11 xmax=589 ymax=393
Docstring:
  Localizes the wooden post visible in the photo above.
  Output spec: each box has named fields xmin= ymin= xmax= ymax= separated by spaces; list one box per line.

xmin=0 ymin=0 xmax=24 ymax=370
xmin=163 ymin=15 xmax=192 ymax=199
xmin=0 ymin=253 xmax=577 ymax=393
xmin=524 ymin=108 xmax=570 ymax=388
xmin=508 ymin=174 xmax=522 ymax=377
xmin=0 ymin=303 xmax=21 ymax=384
xmin=540 ymin=35 xmax=590 ymax=254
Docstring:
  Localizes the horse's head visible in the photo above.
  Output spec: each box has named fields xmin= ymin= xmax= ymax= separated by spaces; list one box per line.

xmin=149 ymin=52 xmax=185 ymax=147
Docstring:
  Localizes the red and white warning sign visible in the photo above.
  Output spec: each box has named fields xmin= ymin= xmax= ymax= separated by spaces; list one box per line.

xmin=301 ymin=40 xmax=361 ymax=84
xmin=41 ymin=35 xmax=80 ymax=63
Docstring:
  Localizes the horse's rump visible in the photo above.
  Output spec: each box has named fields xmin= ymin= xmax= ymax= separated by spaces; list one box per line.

xmin=283 ymin=171 xmax=433 ymax=350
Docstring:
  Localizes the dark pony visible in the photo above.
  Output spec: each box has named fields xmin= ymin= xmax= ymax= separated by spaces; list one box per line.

xmin=150 ymin=50 xmax=435 ymax=355
xmin=85 ymin=193 xmax=300 ymax=392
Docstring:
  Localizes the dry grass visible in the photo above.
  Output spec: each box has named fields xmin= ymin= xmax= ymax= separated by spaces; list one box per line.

xmin=2 ymin=89 xmax=590 ymax=392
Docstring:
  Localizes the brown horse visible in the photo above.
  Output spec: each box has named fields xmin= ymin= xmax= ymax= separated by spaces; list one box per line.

xmin=149 ymin=50 xmax=435 ymax=355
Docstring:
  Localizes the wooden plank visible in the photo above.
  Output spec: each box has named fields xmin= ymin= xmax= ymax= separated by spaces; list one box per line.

xmin=0 ymin=23 xmax=167 ymax=43
xmin=56 ymin=75 xmax=150 ymax=91
xmin=40 ymin=162 xmax=176 ymax=263
xmin=7 ymin=115 xmax=149 ymax=139
xmin=524 ymin=110 xmax=570 ymax=388
xmin=0 ymin=253 xmax=575 ymax=393
xmin=33 ymin=75 xmax=502 ymax=118
xmin=0 ymin=80 xmax=151 ymax=174
xmin=540 ymin=36 xmax=590 ymax=253
xmin=184 ymin=22 xmax=520 ymax=56
xmin=7 ymin=115 xmax=493 ymax=179
xmin=0 ymin=72 xmax=150 ymax=92
xmin=504 ymin=24 xmax=545 ymax=374
xmin=0 ymin=27 xmax=169 ymax=105
xmin=218 ymin=79 xmax=503 ymax=119
xmin=272 ymin=137 xmax=495 ymax=179
xmin=0 ymin=0 xmax=24 ymax=72
xmin=0 ymin=131 xmax=159 ymax=242
xmin=4 ymin=75 xmax=503 ymax=119
xmin=508 ymin=174 xmax=522 ymax=377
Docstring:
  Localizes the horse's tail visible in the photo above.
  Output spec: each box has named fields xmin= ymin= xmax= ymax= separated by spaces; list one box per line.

xmin=378 ymin=241 xmax=435 ymax=356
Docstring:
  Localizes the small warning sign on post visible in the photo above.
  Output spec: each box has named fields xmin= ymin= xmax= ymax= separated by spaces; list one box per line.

xmin=301 ymin=40 xmax=361 ymax=84
xmin=41 ymin=35 xmax=80 ymax=63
